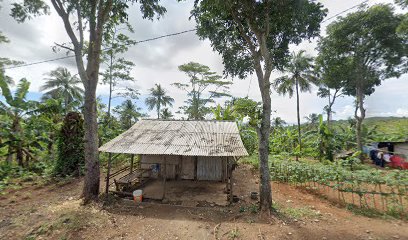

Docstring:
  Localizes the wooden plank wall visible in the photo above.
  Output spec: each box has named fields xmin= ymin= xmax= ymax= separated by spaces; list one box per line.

xmin=140 ymin=154 xmax=228 ymax=181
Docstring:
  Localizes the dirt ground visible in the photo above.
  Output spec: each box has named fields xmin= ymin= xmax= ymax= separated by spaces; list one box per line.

xmin=1 ymin=164 xmax=407 ymax=240
xmin=142 ymin=179 xmax=229 ymax=206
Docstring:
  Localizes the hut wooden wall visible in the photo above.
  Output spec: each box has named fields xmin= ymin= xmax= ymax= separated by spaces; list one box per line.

xmin=181 ymin=156 xmax=195 ymax=180
xmin=197 ymin=156 xmax=227 ymax=181
xmin=140 ymin=154 xmax=229 ymax=181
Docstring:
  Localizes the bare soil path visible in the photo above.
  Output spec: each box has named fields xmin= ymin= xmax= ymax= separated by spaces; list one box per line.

xmin=0 ymin=164 xmax=407 ymax=240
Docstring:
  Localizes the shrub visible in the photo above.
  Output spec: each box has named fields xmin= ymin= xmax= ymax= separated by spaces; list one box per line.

xmin=54 ymin=112 xmax=85 ymax=177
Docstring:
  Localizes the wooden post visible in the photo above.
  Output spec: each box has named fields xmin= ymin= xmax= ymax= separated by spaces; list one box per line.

xmin=130 ymin=154 xmax=134 ymax=173
xmin=105 ymin=153 xmax=112 ymax=195
xmin=162 ymin=156 xmax=167 ymax=200
xmin=228 ymin=158 xmax=233 ymax=204
xmin=194 ymin=156 xmax=198 ymax=180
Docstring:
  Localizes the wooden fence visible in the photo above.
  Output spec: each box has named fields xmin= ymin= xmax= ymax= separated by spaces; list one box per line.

xmin=270 ymin=160 xmax=408 ymax=217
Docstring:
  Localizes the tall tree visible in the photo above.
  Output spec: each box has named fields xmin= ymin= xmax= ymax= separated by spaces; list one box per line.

xmin=191 ymin=0 xmax=326 ymax=213
xmin=41 ymin=67 xmax=84 ymax=111
xmin=317 ymin=4 xmax=406 ymax=157
xmin=101 ymin=23 xmax=136 ymax=124
xmin=273 ymin=50 xmax=317 ymax=154
xmin=114 ymin=99 xmax=143 ymax=130
xmin=174 ymin=62 xmax=232 ymax=120
xmin=11 ymin=0 xmax=166 ymax=202
xmin=315 ymin=51 xmax=348 ymax=128
xmin=145 ymin=84 xmax=174 ymax=119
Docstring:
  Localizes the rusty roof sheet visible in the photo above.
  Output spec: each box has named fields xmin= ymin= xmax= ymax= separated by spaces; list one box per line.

xmin=99 ymin=119 xmax=248 ymax=156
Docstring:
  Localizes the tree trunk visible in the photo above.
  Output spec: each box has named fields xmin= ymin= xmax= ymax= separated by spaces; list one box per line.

xmin=107 ymin=71 xmax=112 ymax=123
xmin=257 ymin=74 xmax=272 ymax=214
xmin=295 ymin=79 xmax=301 ymax=160
xmin=157 ymin=103 xmax=160 ymax=119
xmin=82 ymin=24 xmax=104 ymax=203
xmin=355 ymin=87 xmax=365 ymax=159
xmin=16 ymin=142 xmax=23 ymax=167
xmin=13 ymin=118 xmax=24 ymax=167
xmin=82 ymin=74 xmax=100 ymax=202
xmin=326 ymin=94 xmax=331 ymax=128
xmin=6 ymin=145 xmax=13 ymax=164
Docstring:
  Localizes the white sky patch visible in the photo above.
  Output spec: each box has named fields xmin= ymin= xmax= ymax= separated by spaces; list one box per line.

xmin=396 ymin=108 xmax=408 ymax=117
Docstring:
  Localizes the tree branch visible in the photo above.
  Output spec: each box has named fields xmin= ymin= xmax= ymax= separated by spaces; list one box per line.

xmin=54 ymin=42 xmax=74 ymax=52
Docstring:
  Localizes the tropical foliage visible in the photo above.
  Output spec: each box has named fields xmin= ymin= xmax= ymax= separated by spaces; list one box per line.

xmin=54 ymin=112 xmax=84 ymax=177
xmin=40 ymin=67 xmax=83 ymax=111
xmin=145 ymin=84 xmax=174 ymax=119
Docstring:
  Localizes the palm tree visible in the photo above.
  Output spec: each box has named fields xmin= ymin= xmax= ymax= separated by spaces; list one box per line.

xmin=160 ymin=108 xmax=174 ymax=119
xmin=273 ymin=50 xmax=317 ymax=153
xmin=305 ymin=113 xmax=319 ymax=126
xmin=145 ymin=84 xmax=174 ymax=119
xmin=114 ymin=100 xmax=142 ymax=130
xmin=40 ymin=67 xmax=84 ymax=111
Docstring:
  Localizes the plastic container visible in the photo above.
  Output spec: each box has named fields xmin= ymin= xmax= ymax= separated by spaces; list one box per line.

xmin=133 ymin=189 xmax=143 ymax=202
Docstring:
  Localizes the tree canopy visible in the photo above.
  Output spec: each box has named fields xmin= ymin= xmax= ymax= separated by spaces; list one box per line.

xmin=317 ymin=3 xmax=407 ymax=155
xmin=174 ymin=62 xmax=231 ymax=120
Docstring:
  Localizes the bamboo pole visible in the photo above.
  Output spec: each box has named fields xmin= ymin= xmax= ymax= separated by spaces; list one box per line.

xmin=105 ymin=153 xmax=112 ymax=195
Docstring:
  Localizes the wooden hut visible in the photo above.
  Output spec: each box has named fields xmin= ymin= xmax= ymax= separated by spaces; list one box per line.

xmin=99 ymin=119 xmax=248 ymax=202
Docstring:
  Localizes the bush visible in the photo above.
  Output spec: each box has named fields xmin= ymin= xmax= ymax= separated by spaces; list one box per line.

xmin=54 ymin=112 xmax=85 ymax=177
xmin=240 ymin=127 xmax=257 ymax=155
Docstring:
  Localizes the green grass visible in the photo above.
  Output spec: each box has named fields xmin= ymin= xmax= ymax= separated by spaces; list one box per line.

xmin=272 ymin=202 xmax=321 ymax=220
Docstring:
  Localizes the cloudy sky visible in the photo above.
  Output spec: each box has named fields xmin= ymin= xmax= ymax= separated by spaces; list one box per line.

xmin=0 ymin=0 xmax=407 ymax=123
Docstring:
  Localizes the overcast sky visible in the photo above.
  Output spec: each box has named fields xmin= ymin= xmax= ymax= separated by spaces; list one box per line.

xmin=0 ymin=0 xmax=407 ymax=123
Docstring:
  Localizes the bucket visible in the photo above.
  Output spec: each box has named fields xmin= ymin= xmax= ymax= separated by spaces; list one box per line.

xmin=133 ymin=189 xmax=143 ymax=202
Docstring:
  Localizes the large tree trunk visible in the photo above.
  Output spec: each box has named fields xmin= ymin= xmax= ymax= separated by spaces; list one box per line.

xmin=81 ymin=10 xmax=105 ymax=202
xmin=255 ymin=67 xmax=272 ymax=213
xmin=295 ymin=79 xmax=301 ymax=160
xmin=258 ymin=98 xmax=272 ymax=212
xmin=355 ymin=87 xmax=365 ymax=159
xmin=82 ymin=68 xmax=100 ymax=202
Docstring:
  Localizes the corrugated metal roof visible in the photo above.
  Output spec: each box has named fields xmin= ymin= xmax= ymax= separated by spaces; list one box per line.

xmin=99 ymin=119 xmax=248 ymax=156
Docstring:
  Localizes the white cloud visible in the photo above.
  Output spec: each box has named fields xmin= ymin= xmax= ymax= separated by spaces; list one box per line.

xmin=396 ymin=108 xmax=408 ymax=117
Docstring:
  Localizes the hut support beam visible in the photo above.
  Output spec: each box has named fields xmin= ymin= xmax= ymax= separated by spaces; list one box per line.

xmin=105 ymin=153 xmax=112 ymax=195
xmin=130 ymin=154 xmax=134 ymax=173
xmin=162 ymin=156 xmax=167 ymax=200
xmin=228 ymin=158 xmax=233 ymax=204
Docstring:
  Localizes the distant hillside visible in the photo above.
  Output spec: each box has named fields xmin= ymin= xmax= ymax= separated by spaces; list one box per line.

xmin=334 ymin=117 xmax=408 ymax=142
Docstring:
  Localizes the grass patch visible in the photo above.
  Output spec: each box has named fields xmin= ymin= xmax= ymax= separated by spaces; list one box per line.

xmin=25 ymin=205 xmax=108 ymax=240
xmin=240 ymin=155 xmax=259 ymax=169
xmin=239 ymin=204 xmax=258 ymax=214
xmin=228 ymin=227 xmax=240 ymax=239
xmin=272 ymin=202 xmax=321 ymax=220
xmin=346 ymin=204 xmax=407 ymax=221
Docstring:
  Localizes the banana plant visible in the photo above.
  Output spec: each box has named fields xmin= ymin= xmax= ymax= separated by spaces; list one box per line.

xmin=0 ymin=78 xmax=37 ymax=166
